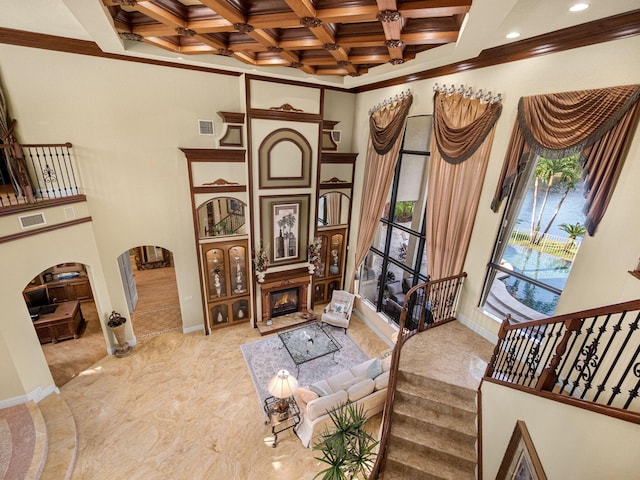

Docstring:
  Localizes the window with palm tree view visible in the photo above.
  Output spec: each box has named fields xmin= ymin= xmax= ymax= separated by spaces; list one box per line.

xmin=482 ymin=153 xmax=586 ymax=323
xmin=358 ymin=115 xmax=431 ymax=325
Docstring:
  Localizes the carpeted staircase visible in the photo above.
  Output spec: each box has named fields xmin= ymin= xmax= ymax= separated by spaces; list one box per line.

xmin=0 ymin=393 xmax=77 ymax=480
xmin=384 ymin=372 xmax=478 ymax=479
xmin=379 ymin=321 xmax=493 ymax=480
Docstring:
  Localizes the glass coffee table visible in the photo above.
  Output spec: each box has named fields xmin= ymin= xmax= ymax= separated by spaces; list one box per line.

xmin=278 ymin=322 xmax=341 ymax=376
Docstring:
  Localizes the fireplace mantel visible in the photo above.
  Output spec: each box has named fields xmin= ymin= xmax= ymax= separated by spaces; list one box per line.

xmin=260 ymin=267 xmax=311 ymax=322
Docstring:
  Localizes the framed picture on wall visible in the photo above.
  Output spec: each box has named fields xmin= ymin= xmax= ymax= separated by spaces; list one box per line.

xmin=496 ymin=420 xmax=547 ymax=480
xmin=260 ymin=194 xmax=310 ymax=266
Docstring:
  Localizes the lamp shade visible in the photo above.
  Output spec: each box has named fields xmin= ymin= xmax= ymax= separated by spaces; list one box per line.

xmin=267 ymin=369 xmax=298 ymax=399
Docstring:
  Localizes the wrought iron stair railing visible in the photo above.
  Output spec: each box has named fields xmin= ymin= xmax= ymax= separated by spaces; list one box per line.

xmin=368 ymin=272 xmax=467 ymax=480
xmin=205 ymin=211 xmax=245 ymax=236
xmin=0 ymin=142 xmax=81 ymax=208
xmin=485 ymin=299 xmax=640 ymax=421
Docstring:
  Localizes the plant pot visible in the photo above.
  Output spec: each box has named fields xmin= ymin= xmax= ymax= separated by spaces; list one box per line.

xmin=110 ymin=324 xmax=132 ymax=358
xmin=256 ymin=271 xmax=266 ymax=283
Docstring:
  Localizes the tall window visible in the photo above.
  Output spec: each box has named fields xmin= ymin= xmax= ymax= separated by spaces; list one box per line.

xmin=481 ymin=154 xmax=586 ymax=323
xmin=358 ymin=115 xmax=431 ymax=324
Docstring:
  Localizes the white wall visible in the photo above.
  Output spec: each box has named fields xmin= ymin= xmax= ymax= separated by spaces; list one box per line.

xmin=482 ymin=381 xmax=640 ymax=479
xmin=0 ymin=43 xmax=245 ymax=399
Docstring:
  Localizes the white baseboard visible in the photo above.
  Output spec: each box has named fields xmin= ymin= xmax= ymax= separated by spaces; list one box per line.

xmin=183 ymin=324 xmax=204 ymax=334
xmin=353 ymin=306 xmax=396 ymax=348
xmin=456 ymin=312 xmax=499 ymax=345
xmin=1 ymin=384 xmax=60 ymax=407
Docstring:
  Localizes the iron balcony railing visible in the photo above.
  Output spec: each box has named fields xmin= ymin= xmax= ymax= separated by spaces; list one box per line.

xmin=0 ymin=142 xmax=81 ymax=208
xmin=485 ymin=299 xmax=640 ymax=415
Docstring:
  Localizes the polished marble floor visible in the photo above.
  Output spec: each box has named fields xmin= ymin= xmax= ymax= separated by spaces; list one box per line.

xmin=61 ymin=313 xmax=388 ymax=479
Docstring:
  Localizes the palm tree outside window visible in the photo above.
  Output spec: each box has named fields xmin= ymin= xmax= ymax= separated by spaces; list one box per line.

xmin=481 ymin=154 xmax=587 ymax=323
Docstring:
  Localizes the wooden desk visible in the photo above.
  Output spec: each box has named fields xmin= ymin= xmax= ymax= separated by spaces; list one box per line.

xmin=33 ymin=300 xmax=85 ymax=344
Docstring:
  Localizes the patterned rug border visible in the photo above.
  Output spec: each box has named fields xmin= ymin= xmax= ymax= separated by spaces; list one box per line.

xmin=241 ymin=324 xmax=370 ymax=409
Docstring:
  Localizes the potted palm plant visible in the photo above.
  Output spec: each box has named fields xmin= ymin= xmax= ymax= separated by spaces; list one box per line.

xmin=313 ymin=403 xmax=379 ymax=480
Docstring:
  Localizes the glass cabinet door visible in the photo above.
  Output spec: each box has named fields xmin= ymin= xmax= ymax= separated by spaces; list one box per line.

xmin=228 ymin=244 xmax=247 ymax=295
xmin=314 ymin=234 xmax=328 ymax=279
xmin=329 ymin=233 xmax=344 ymax=276
xmin=205 ymin=247 xmax=227 ymax=300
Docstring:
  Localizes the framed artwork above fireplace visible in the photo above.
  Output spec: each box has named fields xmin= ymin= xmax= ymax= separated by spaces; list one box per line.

xmin=260 ymin=194 xmax=310 ymax=266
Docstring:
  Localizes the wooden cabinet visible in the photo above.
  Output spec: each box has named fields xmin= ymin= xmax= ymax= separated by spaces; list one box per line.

xmin=47 ymin=276 xmax=93 ymax=302
xmin=201 ymin=240 xmax=251 ymax=330
xmin=313 ymin=152 xmax=356 ymax=307
xmin=312 ymin=228 xmax=347 ymax=304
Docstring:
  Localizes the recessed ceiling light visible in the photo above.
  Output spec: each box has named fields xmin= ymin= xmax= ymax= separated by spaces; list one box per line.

xmin=570 ymin=3 xmax=589 ymax=12
xmin=506 ymin=32 xmax=520 ymax=39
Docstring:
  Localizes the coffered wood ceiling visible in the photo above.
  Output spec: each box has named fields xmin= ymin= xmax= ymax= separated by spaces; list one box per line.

xmin=103 ymin=0 xmax=471 ymax=77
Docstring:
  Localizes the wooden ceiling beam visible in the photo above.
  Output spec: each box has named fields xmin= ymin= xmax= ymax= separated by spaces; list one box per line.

xmin=316 ymin=6 xmax=381 ymax=24
xmin=399 ymin=0 xmax=471 ymax=18
xmin=198 ymin=0 xmax=246 ymax=25
xmin=247 ymin=29 xmax=278 ymax=48
xmin=143 ymin=36 xmax=179 ymax=53
xmin=195 ymin=34 xmax=227 ymax=50
xmin=131 ymin=24 xmax=183 ymax=37
xmin=247 ymin=12 xmax=301 ymax=30
xmin=402 ymin=31 xmax=460 ymax=44
xmin=338 ymin=35 xmax=387 ymax=48
xmin=187 ymin=18 xmax=234 ymax=33
xmin=279 ymin=38 xmax=324 ymax=50
xmin=349 ymin=53 xmax=390 ymax=64
xmin=255 ymin=57 xmax=290 ymax=67
xmin=283 ymin=0 xmax=316 ymax=19
xmin=180 ymin=44 xmax=217 ymax=54
xmin=135 ymin=1 xmax=186 ymax=28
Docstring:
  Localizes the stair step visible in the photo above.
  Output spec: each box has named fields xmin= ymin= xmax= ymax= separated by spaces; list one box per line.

xmin=385 ymin=436 xmax=476 ymax=480
xmin=26 ymin=401 xmax=48 ymax=479
xmin=38 ymin=393 xmax=77 ymax=480
xmin=390 ymin=411 xmax=476 ymax=462
xmin=396 ymin=370 xmax=477 ymax=413
xmin=392 ymin=395 xmax=477 ymax=440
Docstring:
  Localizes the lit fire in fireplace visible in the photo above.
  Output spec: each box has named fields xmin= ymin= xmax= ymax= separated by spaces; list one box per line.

xmin=270 ymin=288 xmax=299 ymax=317
xmin=274 ymin=293 xmax=292 ymax=307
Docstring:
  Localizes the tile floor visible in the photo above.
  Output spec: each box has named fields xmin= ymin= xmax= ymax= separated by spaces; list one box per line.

xmin=61 ymin=314 xmax=388 ymax=479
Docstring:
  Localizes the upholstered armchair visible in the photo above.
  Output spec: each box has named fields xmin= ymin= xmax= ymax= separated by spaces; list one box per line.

xmin=321 ymin=290 xmax=355 ymax=333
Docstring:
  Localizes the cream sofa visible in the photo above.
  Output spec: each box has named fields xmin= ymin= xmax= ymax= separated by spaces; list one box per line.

xmin=293 ymin=356 xmax=391 ymax=448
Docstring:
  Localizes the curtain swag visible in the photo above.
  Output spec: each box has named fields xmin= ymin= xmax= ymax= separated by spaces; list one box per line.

xmin=369 ymin=93 xmax=413 ymax=155
xmin=352 ymin=93 xmax=413 ymax=288
xmin=491 ymin=84 xmax=640 ymax=236
xmin=432 ymin=91 xmax=502 ymax=164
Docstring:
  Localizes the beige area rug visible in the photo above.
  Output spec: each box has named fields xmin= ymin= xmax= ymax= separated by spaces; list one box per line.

xmin=241 ymin=324 xmax=369 ymax=408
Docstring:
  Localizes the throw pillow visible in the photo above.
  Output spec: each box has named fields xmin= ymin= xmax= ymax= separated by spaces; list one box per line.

xmin=309 ymin=384 xmax=330 ymax=397
xmin=333 ymin=302 xmax=346 ymax=314
xmin=347 ymin=378 xmax=375 ymax=402
xmin=367 ymin=357 xmax=382 ymax=379
xmin=296 ymin=387 xmax=319 ymax=404
xmin=374 ymin=371 xmax=390 ymax=391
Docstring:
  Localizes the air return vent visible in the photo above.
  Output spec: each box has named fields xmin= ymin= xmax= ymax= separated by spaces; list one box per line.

xmin=198 ymin=119 xmax=214 ymax=136
xmin=19 ymin=212 xmax=46 ymax=229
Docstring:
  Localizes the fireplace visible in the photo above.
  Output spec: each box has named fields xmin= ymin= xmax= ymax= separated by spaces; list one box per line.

xmin=259 ymin=268 xmax=312 ymax=322
xmin=270 ymin=288 xmax=299 ymax=318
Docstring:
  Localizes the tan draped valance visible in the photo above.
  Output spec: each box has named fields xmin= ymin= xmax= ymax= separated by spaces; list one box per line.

xmin=491 ymin=84 xmax=640 ymax=235
xmin=369 ymin=95 xmax=413 ymax=155
xmin=353 ymin=94 xmax=413 ymax=287
xmin=426 ymin=90 xmax=501 ymax=279
xmin=432 ymin=92 xmax=502 ymax=164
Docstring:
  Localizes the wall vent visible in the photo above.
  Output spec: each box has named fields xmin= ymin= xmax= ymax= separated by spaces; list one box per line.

xmin=64 ymin=207 xmax=76 ymax=219
xmin=198 ymin=119 xmax=215 ymax=136
xmin=19 ymin=212 xmax=46 ymax=229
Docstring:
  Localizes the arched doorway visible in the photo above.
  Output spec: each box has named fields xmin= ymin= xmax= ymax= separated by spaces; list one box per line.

xmin=22 ymin=262 xmax=106 ymax=386
xmin=118 ymin=245 xmax=182 ymax=339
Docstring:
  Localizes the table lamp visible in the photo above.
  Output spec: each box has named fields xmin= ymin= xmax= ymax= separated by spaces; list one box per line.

xmin=267 ymin=369 xmax=298 ymax=413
